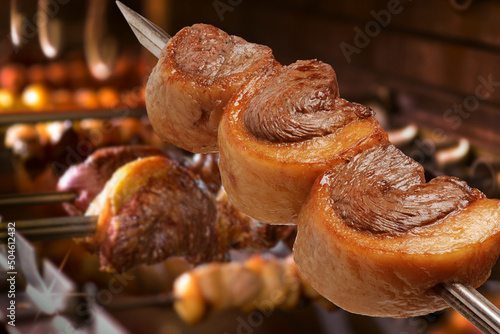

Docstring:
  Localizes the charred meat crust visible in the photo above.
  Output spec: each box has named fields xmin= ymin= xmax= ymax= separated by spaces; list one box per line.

xmin=327 ymin=143 xmax=484 ymax=234
xmin=243 ymin=60 xmax=372 ymax=143
xmin=98 ymin=161 xmax=221 ymax=272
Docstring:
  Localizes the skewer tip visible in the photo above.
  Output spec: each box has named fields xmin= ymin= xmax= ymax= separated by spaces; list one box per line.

xmin=114 ymin=0 xmax=170 ymax=58
xmin=115 ymin=1 xmax=126 ymax=11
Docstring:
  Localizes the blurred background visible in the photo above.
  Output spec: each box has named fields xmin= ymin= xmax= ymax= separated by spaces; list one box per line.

xmin=1 ymin=0 xmax=500 ymax=333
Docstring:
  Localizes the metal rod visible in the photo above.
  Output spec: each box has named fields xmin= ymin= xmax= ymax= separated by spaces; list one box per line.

xmin=115 ymin=1 xmax=170 ymax=57
xmin=0 ymin=215 xmax=96 ymax=229
xmin=0 ymin=216 xmax=97 ymax=242
xmin=105 ymin=293 xmax=175 ymax=312
xmin=437 ymin=282 xmax=500 ymax=334
xmin=0 ymin=108 xmax=146 ymax=125
xmin=0 ymin=191 xmax=77 ymax=206
xmin=15 ymin=226 xmax=95 ymax=241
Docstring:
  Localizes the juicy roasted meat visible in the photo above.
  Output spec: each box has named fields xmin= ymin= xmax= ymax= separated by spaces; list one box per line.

xmin=243 ymin=60 xmax=369 ymax=143
xmin=294 ymin=142 xmax=500 ymax=317
xmin=219 ymin=59 xmax=387 ymax=224
xmin=328 ymin=143 xmax=482 ymax=234
xmin=83 ymin=156 xmax=221 ymax=272
xmin=57 ymin=145 xmax=171 ymax=216
xmin=146 ymin=23 xmax=279 ymax=153
xmin=142 ymin=23 xmax=500 ymax=320
xmin=57 ymin=146 xmax=222 ymax=216
xmin=79 ymin=157 xmax=296 ymax=273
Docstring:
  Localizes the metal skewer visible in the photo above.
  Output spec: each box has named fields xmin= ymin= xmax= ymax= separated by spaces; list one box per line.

xmin=0 ymin=216 xmax=97 ymax=241
xmin=436 ymin=283 xmax=500 ymax=334
xmin=115 ymin=1 xmax=170 ymax=57
xmin=104 ymin=292 xmax=175 ymax=312
xmin=0 ymin=108 xmax=147 ymax=125
xmin=0 ymin=191 xmax=77 ymax=206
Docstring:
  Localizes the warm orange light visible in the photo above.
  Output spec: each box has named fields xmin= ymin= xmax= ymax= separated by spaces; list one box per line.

xmin=74 ymin=88 xmax=100 ymax=109
xmin=0 ymin=89 xmax=14 ymax=111
xmin=97 ymin=87 xmax=119 ymax=108
xmin=22 ymin=84 xmax=49 ymax=110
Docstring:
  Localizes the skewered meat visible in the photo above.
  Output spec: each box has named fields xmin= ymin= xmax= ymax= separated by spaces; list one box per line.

xmin=83 ymin=155 xmax=219 ymax=272
xmin=81 ymin=156 xmax=295 ymax=273
xmin=146 ymin=23 xmax=279 ymax=153
xmin=293 ymin=142 xmax=500 ymax=317
xmin=218 ymin=59 xmax=387 ymax=225
xmin=144 ymin=23 xmax=500 ymax=318
xmin=57 ymin=145 xmax=220 ymax=216
xmin=174 ymin=254 xmax=335 ymax=324
xmin=57 ymin=145 xmax=171 ymax=216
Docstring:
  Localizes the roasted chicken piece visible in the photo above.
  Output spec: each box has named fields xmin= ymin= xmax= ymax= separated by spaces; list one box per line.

xmin=219 ymin=59 xmax=386 ymax=224
xmin=294 ymin=142 xmax=500 ymax=317
xmin=173 ymin=254 xmax=335 ymax=324
xmin=82 ymin=156 xmax=296 ymax=273
xmin=146 ymin=23 xmax=279 ymax=153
